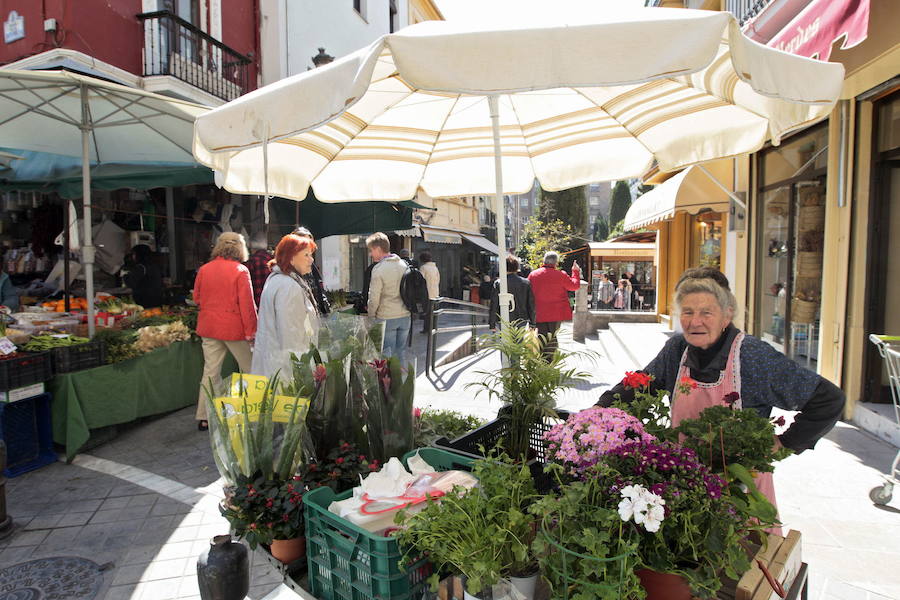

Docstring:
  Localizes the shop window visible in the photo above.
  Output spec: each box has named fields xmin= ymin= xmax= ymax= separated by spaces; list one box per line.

xmin=692 ymin=211 xmax=722 ymax=269
xmin=756 ymin=125 xmax=827 ymax=367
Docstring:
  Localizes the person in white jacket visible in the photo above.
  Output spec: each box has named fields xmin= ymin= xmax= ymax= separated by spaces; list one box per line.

xmin=418 ymin=250 xmax=440 ymax=333
xmin=251 ymin=234 xmax=320 ymax=382
xmin=366 ymin=232 xmax=411 ymax=364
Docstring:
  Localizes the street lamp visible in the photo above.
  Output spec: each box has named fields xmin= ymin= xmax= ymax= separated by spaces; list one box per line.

xmin=311 ymin=47 xmax=334 ymax=69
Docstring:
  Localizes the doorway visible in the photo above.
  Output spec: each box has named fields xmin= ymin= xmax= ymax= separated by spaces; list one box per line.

xmin=863 ymin=91 xmax=900 ymax=402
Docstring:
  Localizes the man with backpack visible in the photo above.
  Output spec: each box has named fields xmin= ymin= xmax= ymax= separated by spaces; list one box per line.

xmin=367 ymin=233 xmax=411 ymax=364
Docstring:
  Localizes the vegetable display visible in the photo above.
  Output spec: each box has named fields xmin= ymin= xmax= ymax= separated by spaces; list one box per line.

xmin=22 ymin=334 xmax=90 ymax=352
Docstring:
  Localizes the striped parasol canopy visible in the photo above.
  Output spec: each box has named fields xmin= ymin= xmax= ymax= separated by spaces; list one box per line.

xmin=193 ymin=5 xmax=842 ymax=204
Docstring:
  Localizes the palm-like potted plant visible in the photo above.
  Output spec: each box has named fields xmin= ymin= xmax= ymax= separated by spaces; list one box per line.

xmin=394 ymin=454 xmax=541 ymax=599
xmin=467 ymin=325 xmax=593 ymax=460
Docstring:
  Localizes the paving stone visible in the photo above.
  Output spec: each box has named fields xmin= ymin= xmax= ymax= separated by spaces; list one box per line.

xmin=127 ymin=494 xmax=159 ymax=508
xmin=134 ymin=576 xmax=182 ymax=600
xmin=23 ymin=515 xmax=63 ymax=531
xmin=112 ymin=562 xmax=151 ymax=586
xmin=0 ymin=544 xmax=36 ymax=563
xmin=89 ymin=508 xmax=125 ymax=524
xmin=104 ymin=584 xmax=139 ymax=600
xmin=100 ymin=496 xmax=133 ymax=510
xmin=56 ymin=512 xmax=93 ymax=527
xmin=153 ymin=540 xmax=197 ymax=562
xmin=41 ymin=526 xmax=84 ymax=550
xmin=122 ymin=544 xmax=166 ymax=566
xmin=6 ymin=529 xmax=50 ymax=547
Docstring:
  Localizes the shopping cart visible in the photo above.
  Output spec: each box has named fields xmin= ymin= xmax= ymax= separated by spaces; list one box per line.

xmin=867 ymin=334 xmax=900 ymax=505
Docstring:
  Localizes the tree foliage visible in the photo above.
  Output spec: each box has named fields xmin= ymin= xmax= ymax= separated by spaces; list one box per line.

xmin=517 ymin=218 xmax=578 ymax=270
xmin=537 ymin=185 xmax=588 ymax=245
xmin=592 ymin=216 xmax=610 ymax=242
xmin=608 ymin=180 xmax=633 ymax=229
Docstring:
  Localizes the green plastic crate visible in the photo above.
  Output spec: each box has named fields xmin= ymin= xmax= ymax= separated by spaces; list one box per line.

xmin=304 ymin=447 xmax=475 ymax=600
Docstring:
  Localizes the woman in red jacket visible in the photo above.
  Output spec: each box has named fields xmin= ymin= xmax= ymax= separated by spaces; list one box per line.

xmin=527 ymin=251 xmax=581 ymax=358
xmin=193 ymin=232 xmax=258 ymax=430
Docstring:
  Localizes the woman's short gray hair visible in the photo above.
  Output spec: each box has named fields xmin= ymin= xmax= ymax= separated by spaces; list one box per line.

xmin=543 ymin=251 xmax=559 ymax=266
xmin=674 ymin=277 xmax=737 ymax=316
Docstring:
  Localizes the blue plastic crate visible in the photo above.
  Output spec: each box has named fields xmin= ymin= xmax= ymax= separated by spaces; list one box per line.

xmin=1 ymin=393 xmax=56 ymax=477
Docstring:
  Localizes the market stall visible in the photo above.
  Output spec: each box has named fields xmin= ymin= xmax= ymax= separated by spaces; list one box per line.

xmin=49 ymin=338 xmax=235 ymax=461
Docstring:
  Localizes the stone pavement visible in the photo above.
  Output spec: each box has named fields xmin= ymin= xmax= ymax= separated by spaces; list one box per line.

xmin=2 ymin=321 xmax=899 ymax=600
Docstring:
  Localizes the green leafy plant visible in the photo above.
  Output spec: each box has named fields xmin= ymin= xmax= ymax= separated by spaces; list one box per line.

xmin=531 ymin=463 xmax=642 ymax=600
xmin=672 ymin=404 xmax=792 ymax=475
xmin=608 ymin=372 xmax=673 ymax=441
xmin=221 ymin=473 xmax=306 ymax=549
xmin=413 ymin=408 xmax=485 ymax=448
xmin=296 ymin=439 xmax=379 ymax=494
xmin=467 ymin=325 xmax=593 ymax=460
xmin=394 ymin=454 xmax=540 ymax=596
xmin=91 ymin=328 xmax=140 ymax=363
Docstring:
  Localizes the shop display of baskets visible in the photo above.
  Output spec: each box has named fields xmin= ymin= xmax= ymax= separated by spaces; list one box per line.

xmin=791 ymin=297 xmax=819 ymax=324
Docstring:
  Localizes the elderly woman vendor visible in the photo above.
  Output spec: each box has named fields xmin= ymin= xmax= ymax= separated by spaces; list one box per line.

xmin=598 ymin=267 xmax=845 ymax=510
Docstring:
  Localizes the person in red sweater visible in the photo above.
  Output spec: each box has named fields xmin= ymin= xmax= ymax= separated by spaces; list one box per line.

xmin=527 ymin=251 xmax=581 ymax=358
xmin=193 ymin=232 xmax=258 ymax=431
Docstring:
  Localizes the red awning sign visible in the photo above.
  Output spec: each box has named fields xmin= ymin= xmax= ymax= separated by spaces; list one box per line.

xmin=768 ymin=0 xmax=870 ymax=61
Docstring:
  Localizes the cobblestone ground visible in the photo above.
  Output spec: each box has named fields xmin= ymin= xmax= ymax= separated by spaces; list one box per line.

xmin=2 ymin=321 xmax=899 ymax=599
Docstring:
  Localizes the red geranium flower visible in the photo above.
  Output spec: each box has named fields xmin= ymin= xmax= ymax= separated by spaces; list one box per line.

xmin=622 ymin=371 xmax=652 ymax=390
xmin=335 ymin=457 xmax=344 ymax=464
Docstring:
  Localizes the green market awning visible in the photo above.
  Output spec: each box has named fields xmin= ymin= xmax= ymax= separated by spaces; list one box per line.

xmin=270 ymin=190 xmax=415 ymax=238
xmin=0 ymin=147 xmax=213 ymax=198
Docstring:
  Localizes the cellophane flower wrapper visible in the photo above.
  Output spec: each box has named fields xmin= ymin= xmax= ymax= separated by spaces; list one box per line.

xmin=204 ymin=375 xmax=309 ymax=487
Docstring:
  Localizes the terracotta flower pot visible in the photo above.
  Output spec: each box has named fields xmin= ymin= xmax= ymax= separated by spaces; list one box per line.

xmin=636 ymin=568 xmax=692 ymax=600
xmin=270 ymin=537 xmax=306 ymax=564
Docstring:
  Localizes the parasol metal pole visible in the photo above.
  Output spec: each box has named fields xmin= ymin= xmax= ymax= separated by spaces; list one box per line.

xmin=63 ymin=200 xmax=70 ymax=312
xmin=488 ymin=95 xmax=512 ymax=324
xmin=81 ymin=84 xmax=96 ymax=337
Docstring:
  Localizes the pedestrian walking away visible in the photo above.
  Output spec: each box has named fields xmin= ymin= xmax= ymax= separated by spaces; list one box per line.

xmin=419 ymin=250 xmax=440 ymax=333
xmin=244 ymin=231 xmax=272 ymax=308
xmin=489 ymin=254 xmax=536 ymax=331
xmin=193 ymin=232 xmax=257 ymax=431
xmin=527 ymin=251 xmax=581 ymax=358
xmin=251 ymin=234 xmax=320 ymax=380
xmin=366 ymin=232 xmax=411 ymax=364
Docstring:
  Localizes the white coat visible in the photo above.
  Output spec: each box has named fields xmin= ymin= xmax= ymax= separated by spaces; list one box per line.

xmin=251 ymin=267 xmax=320 ymax=381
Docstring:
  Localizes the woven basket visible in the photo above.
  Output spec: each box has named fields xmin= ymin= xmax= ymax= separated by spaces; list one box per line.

xmin=794 ymin=276 xmax=822 ymax=296
xmin=796 ymin=251 xmax=823 ymax=276
xmin=798 ymin=205 xmax=825 ymax=231
xmin=791 ymin=298 xmax=819 ymax=324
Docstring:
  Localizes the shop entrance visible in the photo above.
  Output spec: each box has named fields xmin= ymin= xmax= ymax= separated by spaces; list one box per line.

xmin=755 ymin=125 xmax=827 ymax=368
xmin=863 ymin=91 xmax=900 ymax=403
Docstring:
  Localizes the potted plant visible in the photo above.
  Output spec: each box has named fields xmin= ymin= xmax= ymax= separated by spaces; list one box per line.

xmin=394 ymin=454 xmax=541 ymax=599
xmin=530 ymin=464 xmax=645 ymax=600
xmin=297 ymin=439 xmax=380 ymax=494
xmin=205 ymin=371 xmax=316 ymax=565
xmin=467 ymin=325 xmax=592 ymax=460
xmin=412 ymin=408 xmax=485 ymax=448
xmin=220 ymin=474 xmax=307 ymax=563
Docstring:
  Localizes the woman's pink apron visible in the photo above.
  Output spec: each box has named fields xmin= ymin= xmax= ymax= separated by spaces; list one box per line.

xmin=671 ymin=332 xmax=781 ymax=535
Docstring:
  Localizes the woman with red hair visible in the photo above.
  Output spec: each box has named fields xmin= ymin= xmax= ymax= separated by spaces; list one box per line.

xmin=251 ymin=234 xmax=320 ymax=380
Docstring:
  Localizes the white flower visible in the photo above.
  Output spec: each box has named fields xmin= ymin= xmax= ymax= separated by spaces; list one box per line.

xmin=618 ymin=485 xmax=666 ymax=532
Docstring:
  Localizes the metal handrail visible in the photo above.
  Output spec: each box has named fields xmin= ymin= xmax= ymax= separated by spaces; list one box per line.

xmin=424 ymin=296 xmax=489 ymax=373
xmin=137 ymin=10 xmax=252 ymax=101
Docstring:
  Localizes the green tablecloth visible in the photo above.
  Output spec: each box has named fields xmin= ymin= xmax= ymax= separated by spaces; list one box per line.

xmin=49 ymin=340 xmax=234 ymax=460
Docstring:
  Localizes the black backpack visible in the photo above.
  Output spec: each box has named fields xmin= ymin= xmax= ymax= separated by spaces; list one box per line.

xmin=400 ymin=266 xmax=430 ymax=315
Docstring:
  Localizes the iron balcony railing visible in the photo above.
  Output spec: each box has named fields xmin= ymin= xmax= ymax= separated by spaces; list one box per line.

xmin=137 ymin=10 xmax=252 ymax=102
xmin=725 ymin=0 xmax=776 ymax=27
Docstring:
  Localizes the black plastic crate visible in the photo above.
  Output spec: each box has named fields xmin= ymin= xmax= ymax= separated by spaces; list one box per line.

xmin=50 ymin=340 xmax=106 ymax=374
xmin=0 ymin=393 xmax=56 ymax=477
xmin=433 ymin=406 xmax=570 ymax=463
xmin=0 ymin=352 xmax=53 ymax=392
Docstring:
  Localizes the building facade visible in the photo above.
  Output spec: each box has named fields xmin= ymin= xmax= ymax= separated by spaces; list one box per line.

xmin=0 ymin=0 xmax=259 ymax=105
xmin=638 ymin=0 xmax=898 ymax=440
